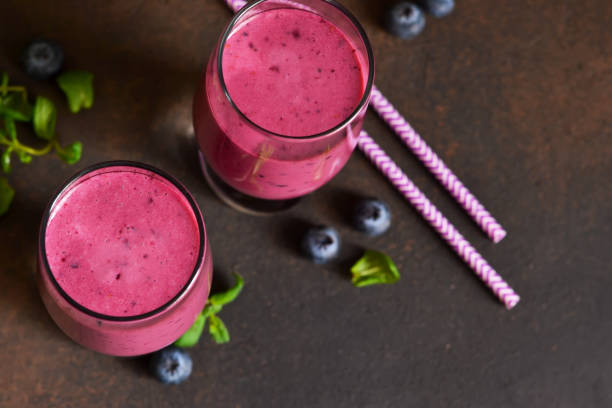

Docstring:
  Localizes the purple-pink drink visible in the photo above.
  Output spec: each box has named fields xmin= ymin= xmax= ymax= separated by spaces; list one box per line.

xmin=38 ymin=163 xmax=212 ymax=356
xmin=222 ymin=9 xmax=363 ymax=137
xmin=194 ymin=2 xmax=373 ymax=201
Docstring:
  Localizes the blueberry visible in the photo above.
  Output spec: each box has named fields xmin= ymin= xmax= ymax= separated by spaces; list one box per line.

xmin=419 ymin=0 xmax=454 ymax=18
xmin=149 ymin=346 xmax=192 ymax=384
xmin=301 ymin=226 xmax=340 ymax=264
xmin=385 ymin=2 xmax=426 ymax=40
xmin=353 ymin=198 xmax=391 ymax=236
xmin=22 ymin=39 xmax=64 ymax=80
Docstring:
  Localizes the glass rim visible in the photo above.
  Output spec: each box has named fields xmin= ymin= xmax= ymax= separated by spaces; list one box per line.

xmin=39 ymin=160 xmax=207 ymax=322
xmin=216 ymin=0 xmax=375 ymax=140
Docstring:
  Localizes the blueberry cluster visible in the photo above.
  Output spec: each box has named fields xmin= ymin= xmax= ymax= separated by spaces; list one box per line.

xmin=301 ymin=198 xmax=392 ymax=264
xmin=385 ymin=0 xmax=455 ymax=40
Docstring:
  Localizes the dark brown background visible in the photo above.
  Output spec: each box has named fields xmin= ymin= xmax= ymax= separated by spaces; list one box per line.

xmin=1 ymin=0 xmax=610 ymax=406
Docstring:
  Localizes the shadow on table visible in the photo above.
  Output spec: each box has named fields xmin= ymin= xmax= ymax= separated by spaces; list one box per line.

xmin=316 ymin=187 xmax=365 ymax=226
xmin=117 ymin=354 xmax=152 ymax=379
xmin=355 ymin=0 xmax=396 ymax=28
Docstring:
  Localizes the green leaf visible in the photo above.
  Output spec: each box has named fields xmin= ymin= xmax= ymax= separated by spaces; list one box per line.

xmin=0 ymin=93 xmax=33 ymax=122
xmin=4 ymin=117 xmax=17 ymax=141
xmin=0 ymin=177 xmax=14 ymax=215
xmin=17 ymin=150 xmax=32 ymax=164
xmin=1 ymin=148 xmax=12 ymax=174
xmin=201 ymin=302 xmax=223 ymax=318
xmin=350 ymin=250 xmax=400 ymax=287
xmin=174 ymin=273 xmax=244 ymax=347
xmin=55 ymin=141 xmax=82 ymax=164
xmin=1 ymin=72 xmax=8 ymax=96
xmin=33 ymin=96 xmax=57 ymax=140
xmin=175 ymin=313 xmax=207 ymax=348
xmin=56 ymin=70 xmax=94 ymax=113
xmin=208 ymin=273 xmax=244 ymax=307
xmin=208 ymin=314 xmax=230 ymax=344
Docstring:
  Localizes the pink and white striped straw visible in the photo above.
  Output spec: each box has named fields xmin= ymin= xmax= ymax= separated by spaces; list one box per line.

xmin=226 ymin=0 xmax=246 ymax=12
xmin=357 ymin=130 xmax=519 ymax=308
xmin=369 ymin=86 xmax=507 ymax=243
xmin=222 ymin=0 xmax=518 ymax=307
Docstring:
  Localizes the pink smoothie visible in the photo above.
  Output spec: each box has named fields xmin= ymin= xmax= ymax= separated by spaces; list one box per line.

xmin=38 ymin=165 xmax=212 ymax=356
xmin=222 ymin=8 xmax=364 ymax=137
xmin=194 ymin=6 xmax=371 ymax=200
xmin=45 ymin=171 xmax=199 ymax=316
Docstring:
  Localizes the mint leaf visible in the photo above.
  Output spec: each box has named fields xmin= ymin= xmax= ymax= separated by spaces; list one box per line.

xmin=209 ymin=273 xmax=244 ymax=306
xmin=56 ymin=70 xmax=94 ymax=113
xmin=4 ymin=117 xmax=17 ymax=141
xmin=208 ymin=314 xmax=230 ymax=344
xmin=175 ymin=313 xmax=207 ymax=348
xmin=201 ymin=302 xmax=223 ymax=319
xmin=55 ymin=141 xmax=82 ymax=164
xmin=33 ymin=96 xmax=57 ymax=140
xmin=0 ymin=93 xmax=33 ymax=122
xmin=175 ymin=273 xmax=244 ymax=347
xmin=17 ymin=150 xmax=32 ymax=164
xmin=0 ymin=177 xmax=14 ymax=215
xmin=351 ymin=250 xmax=400 ymax=287
xmin=1 ymin=148 xmax=12 ymax=173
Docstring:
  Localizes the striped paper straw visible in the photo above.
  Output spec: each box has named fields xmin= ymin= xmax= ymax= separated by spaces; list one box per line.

xmin=221 ymin=0 xmax=518 ymax=307
xmin=370 ymin=86 xmax=507 ymax=243
xmin=226 ymin=0 xmax=246 ymax=12
xmin=358 ymin=130 xmax=519 ymax=309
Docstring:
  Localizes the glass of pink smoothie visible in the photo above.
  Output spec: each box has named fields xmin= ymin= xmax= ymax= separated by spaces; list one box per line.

xmin=193 ymin=0 xmax=374 ymax=214
xmin=37 ymin=161 xmax=212 ymax=356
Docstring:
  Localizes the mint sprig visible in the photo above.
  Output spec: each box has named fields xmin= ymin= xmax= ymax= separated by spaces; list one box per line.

xmin=33 ymin=96 xmax=57 ymax=140
xmin=208 ymin=275 xmax=244 ymax=305
xmin=1 ymin=148 xmax=11 ymax=174
xmin=0 ymin=92 xmax=33 ymax=122
xmin=5 ymin=117 xmax=17 ymax=140
xmin=56 ymin=70 xmax=94 ymax=113
xmin=175 ymin=273 xmax=244 ymax=347
xmin=55 ymin=141 xmax=82 ymax=165
xmin=351 ymin=250 xmax=400 ymax=287
xmin=208 ymin=314 xmax=230 ymax=344
xmin=175 ymin=313 xmax=207 ymax=348
xmin=0 ymin=71 xmax=88 ymax=215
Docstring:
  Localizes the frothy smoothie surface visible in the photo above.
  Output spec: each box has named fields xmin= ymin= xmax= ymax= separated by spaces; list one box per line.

xmin=222 ymin=8 xmax=365 ymax=137
xmin=44 ymin=169 xmax=200 ymax=317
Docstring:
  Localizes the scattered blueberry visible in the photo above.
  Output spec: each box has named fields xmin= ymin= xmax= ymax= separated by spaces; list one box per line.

xmin=385 ymin=2 xmax=426 ymax=40
xmin=22 ymin=39 xmax=64 ymax=80
xmin=149 ymin=346 xmax=193 ymax=384
xmin=419 ymin=0 xmax=454 ymax=18
xmin=301 ymin=226 xmax=340 ymax=264
xmin=353 ymin=198 xmax=391 ymax=236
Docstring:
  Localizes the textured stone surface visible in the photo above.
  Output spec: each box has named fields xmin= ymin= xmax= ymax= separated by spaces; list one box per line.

xmin=0 ymin=0 xmax=611 ymax=406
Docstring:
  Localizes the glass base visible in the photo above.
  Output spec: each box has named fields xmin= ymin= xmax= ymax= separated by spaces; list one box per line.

xmin=198 ymin=151 xmax=300 ymax=215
